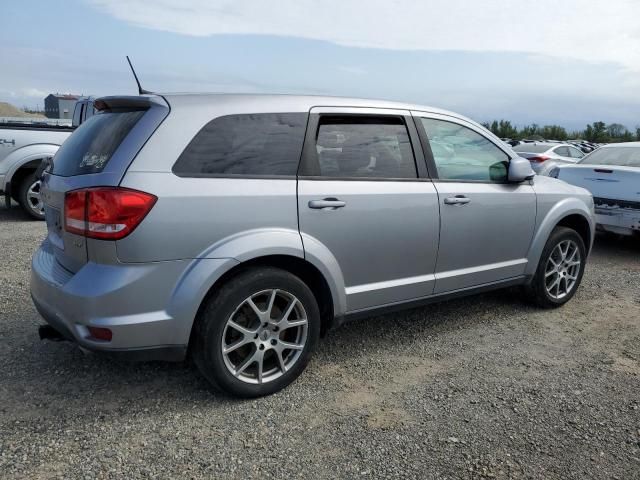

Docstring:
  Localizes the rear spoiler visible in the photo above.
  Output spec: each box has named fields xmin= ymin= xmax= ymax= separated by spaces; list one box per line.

xmin=93 ymin=95 xmax=167 ymax=112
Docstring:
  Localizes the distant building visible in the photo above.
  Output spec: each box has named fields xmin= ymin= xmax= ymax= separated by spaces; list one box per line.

xmin=44 ymin=93 xmax=80 ymax=119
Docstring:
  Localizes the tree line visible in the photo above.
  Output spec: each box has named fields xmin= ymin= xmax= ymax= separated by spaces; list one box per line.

xmin=482 ymin=120 xmax=640 ymax=143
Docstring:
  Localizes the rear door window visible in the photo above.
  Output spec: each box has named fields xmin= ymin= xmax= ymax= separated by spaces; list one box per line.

xmin=313 ymin=116 xmax=417 ymax=179
xmin=52 ymin=109 xmax=146 ymax=176
xmin=173 ymin=113 xmax=307 ymax=176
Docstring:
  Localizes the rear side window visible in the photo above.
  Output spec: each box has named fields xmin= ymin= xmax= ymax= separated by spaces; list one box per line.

xmin=173 ymin=113 xmax=307 ymax=176
xmin=313 ymin=116 xmax=417 ymax=179
xmin=52 ymin=110 xmax=146 ymax=176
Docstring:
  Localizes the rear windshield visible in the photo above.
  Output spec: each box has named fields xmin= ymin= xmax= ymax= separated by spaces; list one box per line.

xmin=513 ymin=144 xmax=551 ymax=153
xmin=580 ymin=146 xmax=640 ymax=168
xmin=51 ymin=109 xmax=145 ymax=176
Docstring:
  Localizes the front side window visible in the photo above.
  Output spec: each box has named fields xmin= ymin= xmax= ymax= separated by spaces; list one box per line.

xmin=420 ymin=118 xmax=509 ymax=182
xmin=173 ymin=113 xmax=307 ymax=176
xmin=314 ymin=116 xmax=417 ymax=179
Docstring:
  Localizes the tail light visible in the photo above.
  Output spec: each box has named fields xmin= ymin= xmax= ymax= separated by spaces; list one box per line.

xmin=528 ymin=155 xmax=550 ymax=163
xmin=64 ymin=187 xmax=157 ymax=240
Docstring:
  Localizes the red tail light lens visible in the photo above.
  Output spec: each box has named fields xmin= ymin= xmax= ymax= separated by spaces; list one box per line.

xmin=64 ymin=187 xmax=157 ymax=240
xmin=529 ymin=155 xmax=550 ymax=163
xmin=88 ymin=326 xmax=112 ymax=342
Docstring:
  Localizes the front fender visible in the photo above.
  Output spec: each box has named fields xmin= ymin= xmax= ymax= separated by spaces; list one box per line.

xmin=1 ymin=144 xmax=60 ymax=189
xmin=525 ymin=197 xmax=595 ymax=277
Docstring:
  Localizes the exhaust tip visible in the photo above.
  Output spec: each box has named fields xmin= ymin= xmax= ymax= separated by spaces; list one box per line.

xmin=38 ymin=324 xmax=67 ymax=342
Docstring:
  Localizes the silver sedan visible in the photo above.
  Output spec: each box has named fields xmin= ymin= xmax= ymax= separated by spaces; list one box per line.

xmin=513 ymin=142 xmax=586 ymax=175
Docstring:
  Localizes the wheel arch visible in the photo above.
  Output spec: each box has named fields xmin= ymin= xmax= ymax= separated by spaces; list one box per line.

xmin=194 ymin=255 xmax=337 ymax=339
xmin=167 ymin=229 xmax=346 ymax=348
xmin=525 ymin=199 xmax=594 ymax=277
xmin=3 ymin=144 xmax=59 ymax=195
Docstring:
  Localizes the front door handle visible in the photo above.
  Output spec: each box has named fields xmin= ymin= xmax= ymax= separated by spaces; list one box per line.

xmin=444 ymin=195 xmax=471 ymax=205
xmin=308 ymin=198 xmax=346 ymax=210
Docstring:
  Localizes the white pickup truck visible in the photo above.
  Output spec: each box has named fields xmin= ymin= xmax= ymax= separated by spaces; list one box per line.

xmin=0 ymin=98 xmax=95 ymax=219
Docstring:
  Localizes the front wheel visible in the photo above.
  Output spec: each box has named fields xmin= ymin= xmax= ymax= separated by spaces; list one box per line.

xmin=18 ymin=172 xmax=45 ymax=220
xmin=525 ymin=226 xmax=587 ymax=308
xmin=192 ymin=267 xmax=321 ymax=397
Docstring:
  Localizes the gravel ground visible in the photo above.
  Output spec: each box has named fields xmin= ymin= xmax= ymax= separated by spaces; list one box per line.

xmin=1 ymin=203 xmax=639 ymax=480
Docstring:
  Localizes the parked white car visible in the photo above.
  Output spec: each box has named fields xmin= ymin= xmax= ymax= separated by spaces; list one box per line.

xmin=513 ymin=142 xmax=586 ymax=176
xmin=553 ymin=142 xmax=640 ymax=236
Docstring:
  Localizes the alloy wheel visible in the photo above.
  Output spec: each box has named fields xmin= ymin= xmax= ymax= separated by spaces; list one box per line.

xmin=27 ymin=180 xmax=44 ymax=217
xmin=545 ymin=239 xmax=581 ymax=300
xmin=221 ymin=289 xmax=308 ymax=385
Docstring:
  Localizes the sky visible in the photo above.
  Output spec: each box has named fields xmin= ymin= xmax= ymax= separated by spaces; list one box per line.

xmin=1 ymin=0 xmax=639 ymax=130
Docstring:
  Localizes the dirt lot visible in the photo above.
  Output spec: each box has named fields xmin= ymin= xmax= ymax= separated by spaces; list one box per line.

xmin=1 ymin=203 xmax=639 ymax=479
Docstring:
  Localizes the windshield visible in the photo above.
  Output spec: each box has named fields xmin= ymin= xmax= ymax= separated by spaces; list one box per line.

xmin=513 ymin=144 xmax=551 ymax=153
xmin=580 ymin=146 xmax=640 ymax=168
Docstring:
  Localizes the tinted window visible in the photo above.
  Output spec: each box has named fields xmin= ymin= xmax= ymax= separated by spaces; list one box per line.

xmin=513 ymin=144 xmax=551 ymax=153
xmin=554 ymin=146 xmax=570 ymax=157
xmin=420 ymin=118 xmax=509 ymax=181
xmin=580 ymin=146 xmax=640 ymax=167
xmin=52 ymin=109 xmax=146 ymax=176
xmin=314 ymin=117 xmax=417 ymax=178
xmin=173 ymin=113 xmax=307 ymax=176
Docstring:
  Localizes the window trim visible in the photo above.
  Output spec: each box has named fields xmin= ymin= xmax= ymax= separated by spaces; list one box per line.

xmin=297 ymin=111 xmax=427 ymax=181
xmin=412 ymin=112 xmax=515 ymax=184
xmin=171 ymin=112 xmax=309 ymax=179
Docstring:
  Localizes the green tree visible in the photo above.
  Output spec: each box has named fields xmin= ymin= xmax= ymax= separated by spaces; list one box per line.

xmin=584 ymin=122 xmax=609 ymax=142
xmin=541 ymin=125 xmax=568 ymax=140
xmin=607 ymin=123 xmax=627 ymax=139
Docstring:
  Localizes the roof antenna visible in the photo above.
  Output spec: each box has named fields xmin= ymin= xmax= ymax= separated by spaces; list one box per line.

xmin=126 ymin=56 xmax=153 ymax=95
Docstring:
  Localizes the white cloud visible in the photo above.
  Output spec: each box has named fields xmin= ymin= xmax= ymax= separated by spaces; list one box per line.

xmin=88 ymin=0 xmax=640 ymax=71
xmin=21 ymin=88 xmax=47 ymax=98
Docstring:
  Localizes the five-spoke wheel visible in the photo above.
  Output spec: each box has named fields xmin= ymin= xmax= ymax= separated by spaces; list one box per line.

xmin=18 ymin=172 xmax=45 ymax=220
xmin=544 ymin=239 xmax=581 ymax=300
xmin=193 ymin=268 xmax=320 ymax=397
xmin=222 ymin=289 xmax=308 ymax=385
xmin=526 ymin=226 xmax=586 ymax=308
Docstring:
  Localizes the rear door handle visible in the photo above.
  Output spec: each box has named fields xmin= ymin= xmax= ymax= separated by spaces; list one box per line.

xmin=444 ymin=195 xmax=471 ymax=205
xmin=308 ymin=198 xmax=346 ymax=210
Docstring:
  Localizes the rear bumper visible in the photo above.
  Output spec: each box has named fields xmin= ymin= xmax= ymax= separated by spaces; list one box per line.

xmin=30 ymin=240 xmax=194 ymax=361
xmin=595 ymin=208 xmax=640 ymax=236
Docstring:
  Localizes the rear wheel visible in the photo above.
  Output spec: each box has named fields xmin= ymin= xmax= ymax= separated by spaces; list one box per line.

xmin=18 ymin=172 xmax=45 ymax=220
xmin=193 ymin=267 xmax=320 ymax=397
xmin=525 ymin=226 xmax=586 ymax=308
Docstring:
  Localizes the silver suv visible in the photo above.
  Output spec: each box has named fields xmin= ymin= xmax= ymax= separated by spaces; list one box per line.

xmin=31 ymin=94 xmax=595 ymax=397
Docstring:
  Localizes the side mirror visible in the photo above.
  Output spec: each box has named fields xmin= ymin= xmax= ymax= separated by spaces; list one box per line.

xmin=508 ymin=157 xmax=535 ymax=182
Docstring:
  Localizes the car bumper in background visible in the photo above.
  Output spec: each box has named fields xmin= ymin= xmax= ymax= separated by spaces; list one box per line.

xmin=30 ymin=240 xmax=192 ymax=361
xmin=595 ymin=207 xmax=640 ymax=236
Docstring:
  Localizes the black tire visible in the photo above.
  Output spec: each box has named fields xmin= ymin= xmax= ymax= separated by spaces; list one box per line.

xmin=525 ymin=226 xmax=587 ymax=308
xmin=192 ymin=267 xmax=321 ymax=398
xmin=18 ymin=172 xmax=45 ymax=220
